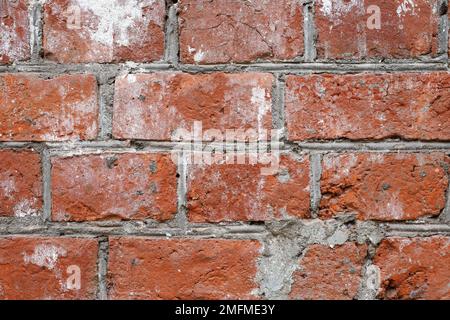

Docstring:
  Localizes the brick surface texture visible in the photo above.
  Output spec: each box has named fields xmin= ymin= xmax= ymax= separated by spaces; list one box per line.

xmin=0 ymin=0 xmax=449 ymax=301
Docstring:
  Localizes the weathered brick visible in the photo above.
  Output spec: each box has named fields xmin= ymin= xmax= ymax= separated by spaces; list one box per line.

xmin=320 ymin=153 xmax=450 ymax=221
xmin=286 ymin=72 xmax=450 ymax=141
xmin=187 ymin=154 xmax=310 ymax=222
xmin=0 ymin=237 xmax=98 ymax=299
xmin=108 ymin=238 xmax=261 ymax=300
xmin=0 ymin=73 xmax=98 ymax=141
xmin=113 ymin=72 xmax=273 ymax=141
xmin=290 ymin=243 xmax=367 ymax=300
xmin=43 ymin=0 xmax=165 ymax=63
xmin=315 ymin=0 xmax=439 ymax=59
xmin=0 ymin=0 xmax=30 ymax=64
xmin=51 ymin=153 xmax=177 ymax=222
xmin=179 ymin=0 xmax=303 ymax=64
xmin=0 ymin=149 xmax=42 ymax=217
xmin=374 ymin=237 xmax=450 ymax=300
xmin=448 ymin=6 xmax=450 ymax=56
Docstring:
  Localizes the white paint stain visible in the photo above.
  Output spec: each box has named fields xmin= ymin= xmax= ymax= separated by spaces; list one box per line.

xmin=251 ymin=87 xmax=270 ymax=135
xmin=0 ymin=175 xmax=16 ymax=199
xmin=14 ymin=199 xmax=39 ymax=217
xmin=396 ymin=0 xmax=417 ymax=17
xmin=193 ymin=49 xmax=205 ymax=63
xmin=369 ymin=153 xmax=387 ymax=164
xmin=324 ymin=154 xmax=358 ymax=177
xmin=75 ymin=0 xmax=159 ymax=47
xmin=127 ymin=74 xmax=137 ymax=83
xmin=376 ymin=192 xmax=405 ymax=220
xmin=0 ymin=2 xmax=30 ymax=62
xmin=320 ymin=0 xmax=362 ymax=20
xmin=23 ymin=244 xmax=67 ymax=270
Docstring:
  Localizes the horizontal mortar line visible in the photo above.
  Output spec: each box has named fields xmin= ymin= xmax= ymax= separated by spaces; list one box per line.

xmin=1 ymin=141 xmax=450 ymax=154
xmin=386 ymin=232 xmax=450 ymax=237
xmin=1 ymin=223 xmax=449 ymax=238
xmin=1 ymin=219 xmax=448 ymax=236
xmin=0 ymin=223 xmax=268 ymax=238
xmin=6 ymin=62 xmax=172 ymax=74
xmin=383 ymin=223 xmax=450 ymax=236
xmin=293 ymin=141 xmax=450 ymax=151
xmin=46 ymin=140 xmax=132 ymax=149
xmin=45 ymin=143 xmax=292 ymax=156
xmin=384 ymin=223 xmax=450 ymax=231
xmin=0 ymin=141 xmax=130 ymax=149
xmin=180 ymin=62 xmax=449 ymax=73
xmin=1 ymin=61 xmax=448 ymax=74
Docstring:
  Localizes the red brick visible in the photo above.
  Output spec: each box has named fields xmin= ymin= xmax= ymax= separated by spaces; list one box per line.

xmin=0 ymin=149 xmax=42 ymax=217
xmin=374 ymin=237 xmax=450 ymax=300
xmin=51 ymin=153 xmax=177 ymax=222
xmin=43 ymin=0 xmax=165 ymax=63
xmin=187 ymin=154 xmax=310 ymax=222
xmin=0 ymin=0 xmax=30 ymax=64
xmin=320 ymin=153 xmax=449 ymax=221
xmin=290 ymin=243 xmax=367 ymax=300
xmin=179 ymin=0 xmax=303 ymax=64
xmin=113 ymin=72 xmax=273 ymax=141
xmin=0 ymin=237 xmax=98 ymax=299
xmin=108 ymin=238 xmax=261 ymax=300
xmin=315 ymin=0 xmax=439 ymax=59
xmin=286 ymin=72 xmax=450 ymax=141
xmin=0 ymin=73 xmax=98 ymax=141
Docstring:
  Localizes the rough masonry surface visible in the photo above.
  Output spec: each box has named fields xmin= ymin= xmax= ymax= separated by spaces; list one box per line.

xmin=0 ymin=0 xmax=449 ymax=300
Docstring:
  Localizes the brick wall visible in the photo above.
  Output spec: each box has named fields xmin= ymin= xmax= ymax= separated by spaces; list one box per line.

xmin=0 ymin=0 xmax=449 ymax=300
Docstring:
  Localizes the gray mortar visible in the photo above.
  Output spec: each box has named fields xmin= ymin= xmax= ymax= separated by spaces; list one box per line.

xmin=164 ymin=2 xmax=179 ymax=65
xmin=1 ymin=61 xmax=448 ymax=76
xmin=384 ymin=223 xmax=450 ymax=237
xmin=175 ymin=151 xmax=189 ymax=231
xmin=309 ymin=153 xmax=322 ymax=217
xmin=356 ymin=256 xmax=380 ymax=300
xmin=0 ymin=0 xmax=449 ymax=300
xmin=29 ymin=0 xmax=43 ymax=62
xmin=439 ymin=0 xmax=449 ymax=55
xmin=98 ymin=77 xmax=116 ymax=140
xmin=256 ymin=219 xmax=386 ymax=299
xmin=442 ymin=151 xmax=450 ymax=223
xmin=97 ymin=237 xmax=109 ymax=300
xmin=303 ymin=0 xmax=316 ymax=62
xmin=42 ymin=147 xmax=52 ymax=221
xmin=271 ymin=74 xmax=285 ymax=134
xmin=443 ymin=179 xmax=450 ymax=223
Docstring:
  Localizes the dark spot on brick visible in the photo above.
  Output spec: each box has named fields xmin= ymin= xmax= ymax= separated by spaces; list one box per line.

xmin=149 ymin=161 xmax=157 ymax=174
xmin=131 ymin=258 xmax=141 ymax=266
xmin=438 ymin=1 xmax=447 ymax=15
xmin=24 ymin=117 xmax=36 ymax=125
xmin=106 ymin=156 xmax=118 ymax=169
xmin=132 ymin=142 xmax=145 ymax=150
xmin=150 ymin=182 xmax=158 ymax=194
